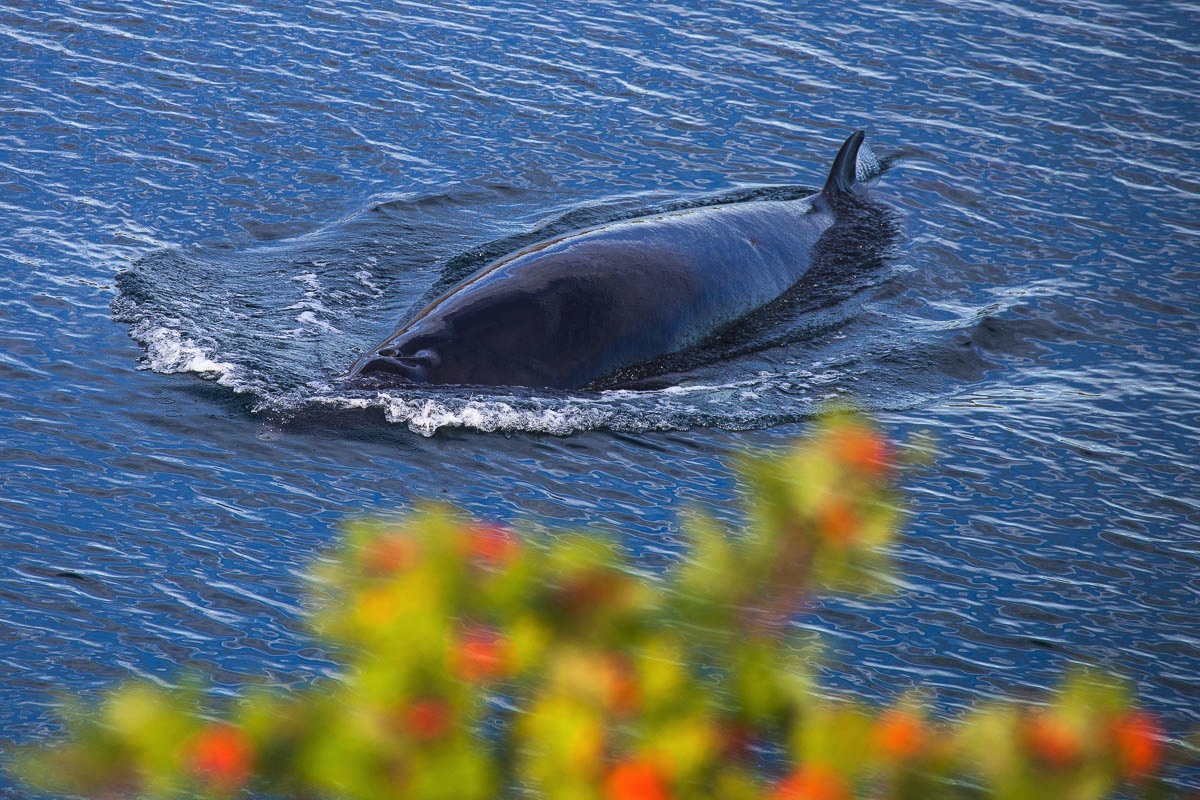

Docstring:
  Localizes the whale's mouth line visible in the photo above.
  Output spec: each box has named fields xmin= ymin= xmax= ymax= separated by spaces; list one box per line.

xmin=347 ymin=354 xmax=429 ymax=384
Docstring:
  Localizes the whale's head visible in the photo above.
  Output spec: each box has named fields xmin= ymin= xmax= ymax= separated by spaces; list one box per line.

xmin=346 ymin=289 xmax=557 ymax=388
xmin=347 ymin=338 xmax=443 ymax=385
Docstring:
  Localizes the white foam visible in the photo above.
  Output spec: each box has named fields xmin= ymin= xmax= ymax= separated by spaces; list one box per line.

xmin=290 ymin=271 xmax=322 ymax=293
xmin=381 ymin=395 xmax=616 ymax=437
xmin=294 ymin=310 xmax=340 ymax=333
xmin=354 ymin=266 xmax=384 ymax=297
xmin=308 ymin=371 xmax=793 ymax=436
xmin=134 ymin=323 xmax=240 ymax=383
xmin=280 ymin=271 xmax=343 ymax=332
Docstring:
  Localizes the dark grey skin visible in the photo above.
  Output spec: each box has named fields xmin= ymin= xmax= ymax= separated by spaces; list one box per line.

xmin=349 ymin=130 xmax=868 ymax=390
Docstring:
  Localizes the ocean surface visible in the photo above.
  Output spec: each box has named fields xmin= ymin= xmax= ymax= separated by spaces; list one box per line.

xmin=1 ymin=0 xmax=1197 ymax=794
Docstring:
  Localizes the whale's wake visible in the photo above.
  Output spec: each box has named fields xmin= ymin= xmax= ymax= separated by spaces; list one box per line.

xmin=114 ymin=163 xmax=987 ymax=436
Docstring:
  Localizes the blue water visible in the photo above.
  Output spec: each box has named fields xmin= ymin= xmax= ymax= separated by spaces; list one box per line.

xmin=2 ymin=0 xmax=1197 ymax=794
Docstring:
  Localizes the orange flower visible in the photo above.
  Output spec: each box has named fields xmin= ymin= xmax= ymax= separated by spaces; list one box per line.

xmin=361 ymin=533 xmax=420 ymax=577
xmin=189 ymin=723 xmax=254 ymax=794
xmin=1112 ymin=711 xmax=1162 ymax=779
xmin=817 ymin=498 xmax=859 ymax=547
xmin=605 ymin=758 xmax=672 ymax=800
xmin=464 ymin=522 xmax=520 ymax=568
xmin=774 ymin=764 xmax=850 ymax=800
xmin=829 ymin=425 xmax=890 ymax=478
xmin=874 ymin=708 xmax=927 ymax=760
xmin=1023 ymin=711 xmax=1082 ymax=770
xmin=401 ymin=697 xmax=453 ymax=742
xmin=453 ymin=625 xmax=509 ymax=682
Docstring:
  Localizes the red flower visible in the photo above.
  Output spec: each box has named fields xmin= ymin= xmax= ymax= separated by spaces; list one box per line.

xmin=402 ymin=697 xmax=453 ymax=742
xmin=817 ymin=498 xmax=859 ymax=547
xmin=873 ymin=708 xmax=927 ymax=760
xmin=464 ymin=523 xmax=520 ymax=568
xmin=605 ymin=758 xmax=672 ymax=800
xmin=453 ymin=625 xmax=508 ymax=682
xmin=774 ymin=764 xmax=850 ymax=800
xmin=189 ymin=723 xmax=254 ymax=794
xmin=830 ymin=425 xmax=890 ymax=478
xmin=1023 ymin=712 xmax=1082 ymax=770
xmin=1112 ymin=711 xmax=1163 ymax=779
xmin=361 ymin=533 xmax=420 ymax=577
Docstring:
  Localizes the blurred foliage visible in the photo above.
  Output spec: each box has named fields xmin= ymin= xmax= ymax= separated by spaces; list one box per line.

xmin=12 ymin=411 xmax=1182 ymax=799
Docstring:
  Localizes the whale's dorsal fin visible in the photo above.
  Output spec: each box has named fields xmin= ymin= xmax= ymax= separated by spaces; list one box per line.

xmin=822 ymin=130 xmax=866 ymax=199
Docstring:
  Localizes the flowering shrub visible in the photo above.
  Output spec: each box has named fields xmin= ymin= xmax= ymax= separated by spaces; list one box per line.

xmin=13 ymin=413 xmax=1177 ymax=799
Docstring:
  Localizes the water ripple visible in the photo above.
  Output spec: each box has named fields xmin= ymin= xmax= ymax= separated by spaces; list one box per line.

xmin=1 ymin=0 xmax=1197 ymax=792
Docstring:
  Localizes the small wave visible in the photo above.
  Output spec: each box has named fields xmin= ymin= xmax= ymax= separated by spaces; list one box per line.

xmin=297 ymin=356 xmax=902 ymax=437
xmin=310 ymin=383 xmax=763 ymax=437
xmin=324 ymin=393 xmax=620 ymax=437
xmin=132 ymin=322 xmax=242 ymax=384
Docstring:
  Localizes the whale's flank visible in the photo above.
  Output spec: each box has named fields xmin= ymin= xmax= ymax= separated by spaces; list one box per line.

xmin=349 ymin=130 xmax=877 ymax=390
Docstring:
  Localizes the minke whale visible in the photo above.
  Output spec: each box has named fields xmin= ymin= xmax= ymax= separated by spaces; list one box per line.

xmin=349 ymin=130 xmax=872 ymax=391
